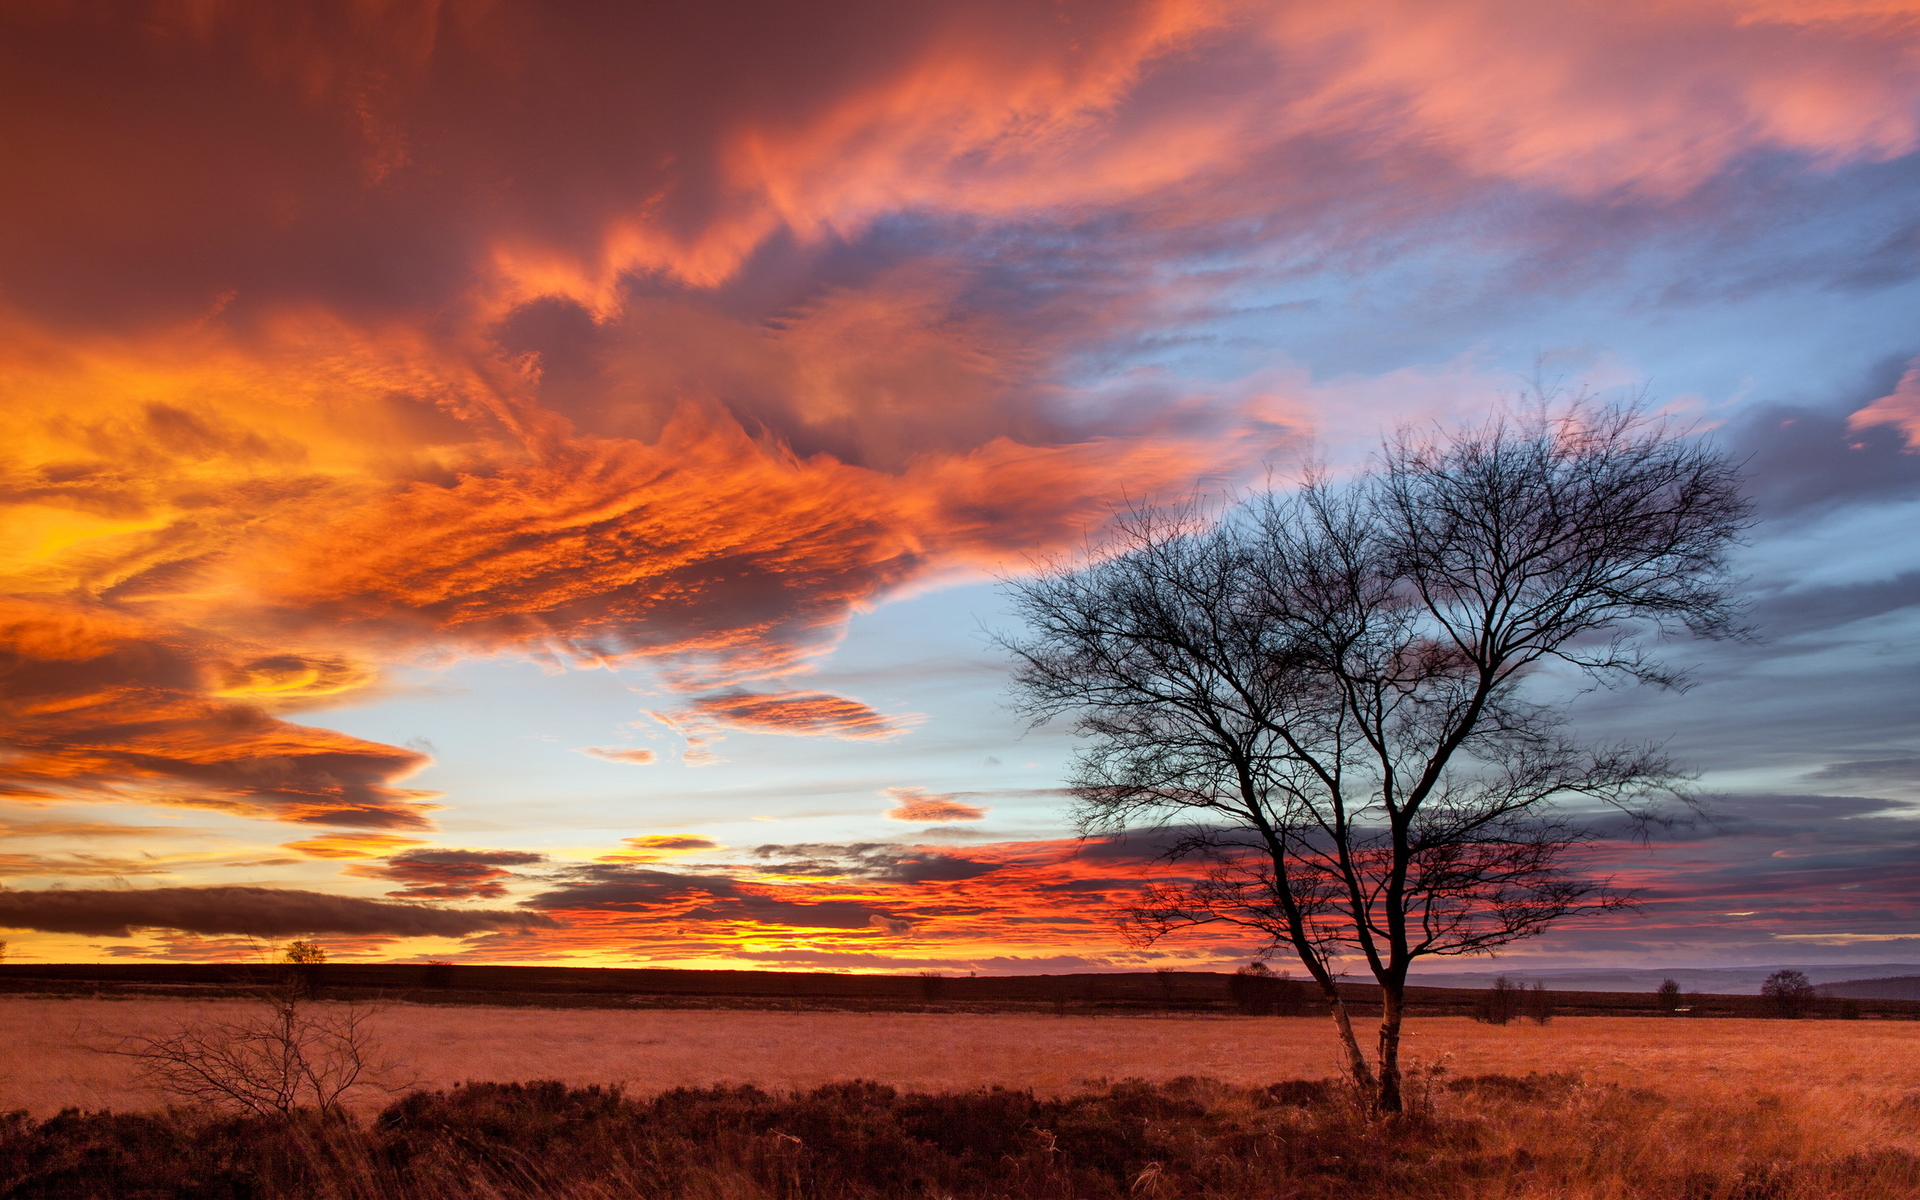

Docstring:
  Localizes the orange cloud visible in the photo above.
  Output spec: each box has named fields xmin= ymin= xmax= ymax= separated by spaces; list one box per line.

xmin=0 ymin=598 xmax=442 ymax=828
xmin=0 ymin=304 xmax=1239 ymax=819
xmin=883 ymin=787 xmax=989 ymax=823
xmin=282 ymin=832 xmax=434 ymax=860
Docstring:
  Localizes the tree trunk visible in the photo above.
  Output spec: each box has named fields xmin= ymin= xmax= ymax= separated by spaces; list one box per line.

xmin=1374 ymin=983 xmax=1405 ymax=1113
xmin=1322 ymin=989 xmax=1377 ymax=1099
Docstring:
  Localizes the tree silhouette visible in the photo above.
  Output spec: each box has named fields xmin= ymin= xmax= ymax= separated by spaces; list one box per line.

xmin=1003 ymin=401 xmax=1751 ymax=1112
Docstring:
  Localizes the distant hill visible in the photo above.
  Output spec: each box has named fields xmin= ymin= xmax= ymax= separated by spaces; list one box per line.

xmin=1408 ymin=964 xmax=1920 ymax=995
xmin=1818 ymin=976 xmax=1920 ymax=1001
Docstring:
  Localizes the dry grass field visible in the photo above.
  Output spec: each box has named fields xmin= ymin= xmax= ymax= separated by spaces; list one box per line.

xmin=6 ymin=996 xmax=1920 ymax=1115
xmin=8 ymin=997 xmax=1920 ymax=1198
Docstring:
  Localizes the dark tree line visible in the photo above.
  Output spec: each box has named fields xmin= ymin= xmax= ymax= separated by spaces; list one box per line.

xmin=1003 ymin=403 xmax=1751 ymax=1112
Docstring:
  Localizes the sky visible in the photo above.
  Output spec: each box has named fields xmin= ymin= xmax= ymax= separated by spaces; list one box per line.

xmin=2 ymin=0 xmax=1919 ymax=976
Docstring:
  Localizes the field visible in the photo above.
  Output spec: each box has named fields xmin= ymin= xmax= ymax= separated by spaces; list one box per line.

xmin=7 ymin=998 xmax=1920 ymax=1115
xmin=5 ymin=995 xmax=1920 ymax=1198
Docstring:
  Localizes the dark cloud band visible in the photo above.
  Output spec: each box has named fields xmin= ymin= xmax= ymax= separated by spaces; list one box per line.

xmin=0 ymin=886 xmax=555 ymax=939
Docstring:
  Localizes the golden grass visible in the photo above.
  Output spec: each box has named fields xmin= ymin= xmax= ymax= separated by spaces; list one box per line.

xmin=7 ymin=996 xmax=1920 ymax=1127
xmin=9 ymin=998 xmax=1920 ymax=1198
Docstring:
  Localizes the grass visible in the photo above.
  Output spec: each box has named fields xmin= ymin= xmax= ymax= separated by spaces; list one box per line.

xmin=6 ymin=998 xmax=1920 ymax=1197
xmin=8 ymin=998 xmax=1920 ymax=1114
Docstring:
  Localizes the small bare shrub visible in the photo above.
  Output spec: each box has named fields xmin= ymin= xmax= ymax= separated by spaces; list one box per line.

xmin=111 ymin=985 xmax=408 ymax=1117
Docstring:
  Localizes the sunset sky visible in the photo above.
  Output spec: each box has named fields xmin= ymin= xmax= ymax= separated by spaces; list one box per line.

xmin=3 ymin=0 xmax=1919 ymax=975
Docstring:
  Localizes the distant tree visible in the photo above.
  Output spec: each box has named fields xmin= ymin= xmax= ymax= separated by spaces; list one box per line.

xmin=1523 ymin=980 xmax=1553 ymax=1026
xmin=1656 ymin=978 xmax=1682 ymax=1012
xmin=1228 ymin=962 xmax=1307 ymax=1015
xmin=1230 ymin=962 xmax=1274 ymax=1014
xmin=1761 ymin=969 xmax=1816 ymax=1019
xmin=1003 ymin=402 xmax=1751 ymax=1113
xmin=1154 ymin=966 xmax=1179 ymax=1006
xmin=283 ymin=941 xmax=327 ymax=965
xmin=1476 ymin=976 xmax=1520 ymax=1025
xmin=283 ymin=940 xmax=327 ymax=998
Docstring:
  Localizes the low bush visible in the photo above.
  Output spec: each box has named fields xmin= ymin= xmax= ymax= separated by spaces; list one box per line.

xmin=1 ymin=1075 xmax=1915 ymax=1199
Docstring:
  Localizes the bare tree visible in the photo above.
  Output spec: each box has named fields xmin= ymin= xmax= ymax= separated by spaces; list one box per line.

xmin=1761 ymin=969 xmax=1817 ymax=1019
xmin=114 ymin=982 xmax=407 ymax=1117
xmin=1001 ymin=402 xmax=1750 ymax=1112
xmin=1656 ymin=978 xmax=1683 ymax=1012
